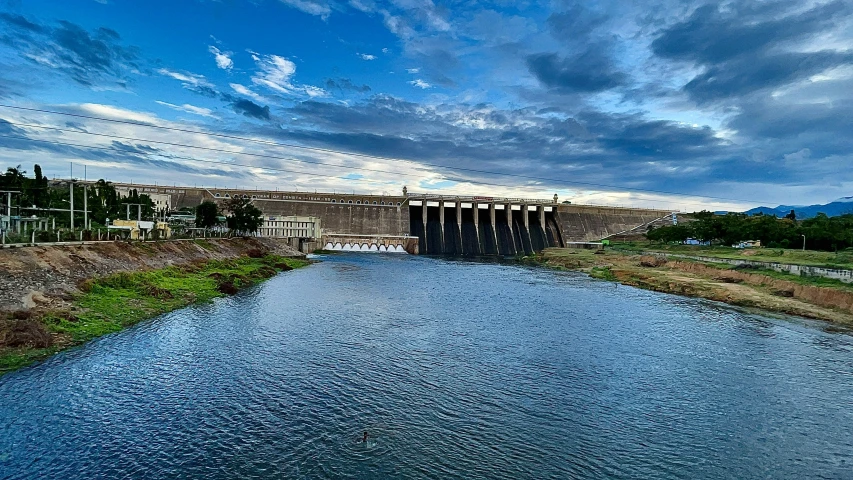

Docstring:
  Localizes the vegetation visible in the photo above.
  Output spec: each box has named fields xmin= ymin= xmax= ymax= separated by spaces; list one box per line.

xmin=0 ymin=254 xmax=309 ymax=375
xmin=613 ymin=242 xmax=853 ymax=270
xmin=195 ymin=200 xmax=221 ymax=229
xmin=224 ymin=197 xmax=264 ymax=235
xmin=647 ymin=211 xmax=853 ymax=251
xmin=1 ymin=164 xmax=157 ymax=228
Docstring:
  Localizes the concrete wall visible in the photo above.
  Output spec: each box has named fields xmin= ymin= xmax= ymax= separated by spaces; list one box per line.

xmin=97 ymin=183 xmax=677 ymax=250
xmin=252 ymin=200 xmax=409 ymax=237
xmin=555 ymin=205 xmax=671 ymax=242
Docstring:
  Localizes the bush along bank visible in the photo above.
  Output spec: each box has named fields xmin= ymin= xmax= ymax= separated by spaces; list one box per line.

xmin=535 ymin=248 xmax=853 ymax=325
xmin=0 ymin=253 xmax=309 ymax=375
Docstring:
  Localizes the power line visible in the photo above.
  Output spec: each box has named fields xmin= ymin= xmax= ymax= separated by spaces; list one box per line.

xmin=0 ymin=133 xmax=737 ymax=210
xmin=0 ymin=109 xmax=765 ymax=205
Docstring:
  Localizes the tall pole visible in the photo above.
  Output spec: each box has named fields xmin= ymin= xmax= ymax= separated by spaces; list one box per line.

xmin=83 ymin=184 xmax=88 ymax=230
xmin=802 ymin=234 xmax=806 ymax=251
xmin=69 ymin=181 xmax=74 ymax=230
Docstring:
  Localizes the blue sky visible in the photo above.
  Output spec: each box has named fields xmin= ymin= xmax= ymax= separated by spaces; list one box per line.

xmin=1 ymin=0 xmax=852 ymax=210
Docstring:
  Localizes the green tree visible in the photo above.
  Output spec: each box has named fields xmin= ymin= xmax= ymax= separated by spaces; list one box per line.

xmin=224 ymin=197 xmax=263 ymax=235
xmin=195 ymin=201 xmax=220 ymax=229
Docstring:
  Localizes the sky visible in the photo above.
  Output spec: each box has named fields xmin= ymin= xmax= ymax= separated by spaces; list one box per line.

xmin=0 ymin=0 xmax=851 ymax=211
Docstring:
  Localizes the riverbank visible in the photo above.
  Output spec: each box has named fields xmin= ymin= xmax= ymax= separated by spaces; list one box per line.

xmin=537 ymin=248 xmax=853 ymax=325
xmin=0 ymin=238 xmax=309 ymax=375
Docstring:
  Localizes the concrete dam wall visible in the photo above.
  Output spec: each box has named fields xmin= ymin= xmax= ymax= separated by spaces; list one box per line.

xmin=106 ymin=183 xmax=671 ymax=255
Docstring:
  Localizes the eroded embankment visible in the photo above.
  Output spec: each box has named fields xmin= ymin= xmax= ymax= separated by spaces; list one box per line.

xmin=538 ymin=248 xmax=853 ymax=325
xmin=0 ymin=238 xmax=308 ymax=374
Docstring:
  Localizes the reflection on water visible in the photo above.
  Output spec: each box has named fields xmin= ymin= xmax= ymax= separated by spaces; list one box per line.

xmin=1 ymin=254 xmax=853 ymax=479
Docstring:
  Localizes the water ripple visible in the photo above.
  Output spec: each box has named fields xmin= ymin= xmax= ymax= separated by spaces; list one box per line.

xmin=2 ymin=254 xmax=853 ymax=479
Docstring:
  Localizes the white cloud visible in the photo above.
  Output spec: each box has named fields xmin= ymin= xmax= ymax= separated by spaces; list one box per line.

xmin=75 ymin=103 xmax=160 ymax=124
xmin=382 ymin=47 xmax=389 ymax=54
xmin=248 ymin=53 xmax=326 ymax=98
xmin=230 ymin=83 xmax=267 ymax=103
xmin=208 ymin=46 xmax=233 ymax=71
xmin=406 ymin=68 xmax=420 ymax=74
xmin=303 ymin=85 xmax=330 ymax=97
xmin=279 ymin=0 xmax=332 ymax=19
xmin=155 ymin=101 xmax=217 ymax=118
xmin=251 ymin=54 xmax=298 ymax=94
xmin=409 ymin=79 xmax=432 ymax=89
xmin=157 ymin=68 xmax=214 ymax=88
xmin=358 ymin=53 xmax=377 ymax=60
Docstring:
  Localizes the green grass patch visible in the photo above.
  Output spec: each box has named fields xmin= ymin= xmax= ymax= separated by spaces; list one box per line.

xmin=0 ymin=254 xmax=309 ymax=375
xmin=193 ymin=239 xmax=216 ymax=251
xmin=589 ymin=266 xmax=617 ymax=281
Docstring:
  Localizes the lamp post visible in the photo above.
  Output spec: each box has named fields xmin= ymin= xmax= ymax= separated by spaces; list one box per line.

xmin=801 ymin=234 xmax=806 ymax=251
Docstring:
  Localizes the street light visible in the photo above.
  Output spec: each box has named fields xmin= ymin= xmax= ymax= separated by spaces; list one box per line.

xmin=801 ymin=234 xmax=806 ymax=251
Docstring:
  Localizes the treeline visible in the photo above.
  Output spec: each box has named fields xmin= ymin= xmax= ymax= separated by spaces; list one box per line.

xmin=1 ymin=165 xmax=155 ymax=227
xmin=647 ymin=211 xmax=853 ymax=251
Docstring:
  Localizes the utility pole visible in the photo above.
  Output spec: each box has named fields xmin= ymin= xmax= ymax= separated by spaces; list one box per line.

xmin=802 ymin=234 xmax=806 ymax=251
xmin=83 ymin=184 xmax=88 ymax=230
xmin=69 ymin=180 xmax=74 ymax=230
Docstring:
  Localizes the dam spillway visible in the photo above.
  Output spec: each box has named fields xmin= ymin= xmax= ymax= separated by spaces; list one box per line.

xmin=409 ymin=198 xmax=564 ymax=256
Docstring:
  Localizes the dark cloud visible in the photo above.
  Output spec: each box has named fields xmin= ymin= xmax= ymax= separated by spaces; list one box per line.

xmin=325 ymin=78 xmax=371 ymax=93
xmin=526 ymin=47 xmax=628 ymax=93
xmin=0 ymin=14 xmax=139 ymax=87
xmin=547 ymin=5 xmax=608 ymax=41
xmin=684 ymin=50 xmax=853 ymax=102
xmin=230 ymin=99 xmax=270 ymax=120
xmin=651 ymin=1 xmax=853 ymax=102
xmin=652 ymin=2 xmax=846 ymax=64
xmin=252 ymin=95 xmax=733 ymax=195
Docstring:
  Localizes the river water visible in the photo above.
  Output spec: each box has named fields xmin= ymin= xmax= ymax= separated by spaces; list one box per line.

xmin=2 ymin=254 xmax=853 ymax=479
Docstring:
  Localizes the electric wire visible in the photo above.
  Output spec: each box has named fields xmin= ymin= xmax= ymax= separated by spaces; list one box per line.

xmin=0 ymin=107 xmax=766 ymax=206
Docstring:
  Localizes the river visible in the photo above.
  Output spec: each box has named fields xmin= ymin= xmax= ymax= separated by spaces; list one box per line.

xmin=2 ymin=254 xmax=853 ymax=479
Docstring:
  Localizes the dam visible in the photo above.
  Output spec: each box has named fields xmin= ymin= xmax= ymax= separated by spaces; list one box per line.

xmin=109 ymin=183 xmax=674 ymax=254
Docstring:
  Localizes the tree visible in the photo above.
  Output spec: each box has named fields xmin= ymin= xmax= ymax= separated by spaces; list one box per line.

xmin=224 ymin=197 xmax=263 ymax=235
xmin=785 ymin=209 xmax=797 ymax=221
xmin=195 ymin=201 xmax=220 ymax=229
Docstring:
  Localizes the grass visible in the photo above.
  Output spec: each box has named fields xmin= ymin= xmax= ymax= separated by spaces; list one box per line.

xmin=589 ymin=266 xmax=617 ymax=281
xmin=0 ymin=254 xmax=309 ymax=375
xmin=611 ymin=241 xmax=853 ymax=269
xmin=193 ymin=239 xmax=216 ymax=251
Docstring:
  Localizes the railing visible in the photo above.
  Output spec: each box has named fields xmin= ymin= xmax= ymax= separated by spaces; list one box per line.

xmin=406 ymin=193 xmax=555 ymax=204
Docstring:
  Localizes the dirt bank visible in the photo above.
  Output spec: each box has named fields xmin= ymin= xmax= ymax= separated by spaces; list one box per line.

xmin=0 ymin=238 xmax=303 ymax=313
xmin=539 ymin=249 xmax=853 ymax=325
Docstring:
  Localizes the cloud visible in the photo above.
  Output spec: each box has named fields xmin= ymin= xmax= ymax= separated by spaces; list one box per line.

xmin=231 ymin=99 xmax=271 ymax=120
xmin=157 ymin=68 xmax=214 ymax=88
xmin=325 ymin=78 xmax=371 ymax=93
xmin=526 ymin=48 xmax=628 ymax=93
xmin=409 ymin=79 xmax=431 ymax=89
xmin=651 ymin=1 xmax=853 ymax=102
xmin=248 ymin=51 xmax=328 ymax=98
xmin=0 ymin=14 xmax=139 ymax=87
xmin=155 ymin=101 xmax=217 ymax=118
xmin=303 ymin=85 xmax=329 ymax=97
xmin=251 ymin=53 xmax=297 ymax=93
xmin=406 ymin=68 xmax=419 ymax=74
xmin=208 ymin=45 xmax=233 ymax=70
xmin=227 ymin=83 xmax=264 ymax=103
xmin=358 ymin=53 xmax=376 ymax=60
xmin=278 ymin=0 xmax=332 ymax=19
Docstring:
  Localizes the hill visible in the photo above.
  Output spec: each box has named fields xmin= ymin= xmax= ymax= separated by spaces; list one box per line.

xmin=745 ymin=197 xmax=853 ymax=218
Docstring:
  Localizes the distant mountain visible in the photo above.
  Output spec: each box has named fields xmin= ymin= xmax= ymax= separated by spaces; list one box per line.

xmin=745 ymin=197 xmax=853 ymax=218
